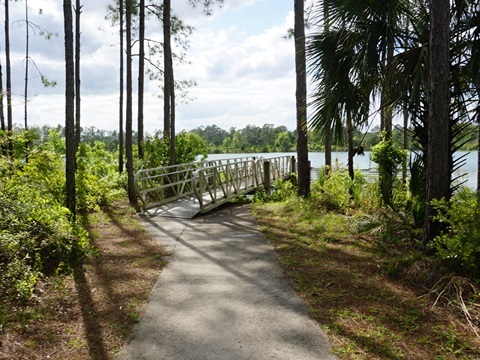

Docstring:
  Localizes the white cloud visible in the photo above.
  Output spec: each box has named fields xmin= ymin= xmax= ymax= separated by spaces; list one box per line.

xmin=5 ymin=0 xmax=297 ymax=133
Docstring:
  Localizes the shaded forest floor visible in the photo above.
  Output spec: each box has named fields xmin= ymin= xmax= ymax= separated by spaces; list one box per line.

xmin=253 ymin=201 xmax=480 ymax=359
xmin=1 ymin=200 xmax=480 ymax=359
xmin=0 ymin=201 xmax=167 ymax=359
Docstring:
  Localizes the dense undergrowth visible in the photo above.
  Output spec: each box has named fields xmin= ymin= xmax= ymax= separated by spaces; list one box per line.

xmin=250 ymin=164 xmax=480 ymax=357
xmin=2 ymin=125 xmax=480 ymax=358
xmin=0 ymin=127 xmax=207 ymax=332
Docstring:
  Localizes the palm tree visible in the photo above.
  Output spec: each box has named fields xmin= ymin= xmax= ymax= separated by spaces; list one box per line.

xmin=307 ymin=20 xmax=371 ymax=180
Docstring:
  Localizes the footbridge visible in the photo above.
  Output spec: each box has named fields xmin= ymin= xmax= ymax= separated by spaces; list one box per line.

xmin=134 ymin=156 xmax=295 ymax=218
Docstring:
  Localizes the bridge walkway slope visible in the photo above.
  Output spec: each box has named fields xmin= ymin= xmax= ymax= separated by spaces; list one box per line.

xmin=135 ymin=156 xmax=294 ymax=218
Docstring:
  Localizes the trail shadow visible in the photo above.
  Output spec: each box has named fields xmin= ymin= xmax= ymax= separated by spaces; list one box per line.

xmin=74 ymin=203 xmax=168 ymax=359
xmin=72 ymin=263 xmax=109 ymax=360
xmin=74 ymin=212 xmax=109 ymax=359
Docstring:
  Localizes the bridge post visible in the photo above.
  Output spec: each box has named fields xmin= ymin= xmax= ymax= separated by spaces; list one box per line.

xmin=264 ymin=161 xmax=271 ymax=194
xmin=291 ymin=156 xmax=296 ymax=174
xmin=308 ymin=160 xmax=311 ymax=184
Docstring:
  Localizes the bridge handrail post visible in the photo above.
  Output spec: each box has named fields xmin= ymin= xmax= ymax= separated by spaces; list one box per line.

xmin=264 ymin=161 xmax=271 ymax=194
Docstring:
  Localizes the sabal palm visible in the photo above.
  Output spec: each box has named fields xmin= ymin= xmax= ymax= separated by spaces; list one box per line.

xmin=307 ymin=0 xmax=408 ymax=180
xmin=308 ymin=28 xmax=369 ymax=179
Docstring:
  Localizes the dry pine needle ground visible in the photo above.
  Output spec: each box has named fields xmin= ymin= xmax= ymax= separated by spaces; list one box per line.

xmin=2 ymin=200 xmax=480 ymax=359
xmin=0 ymin=201 xmax=167 ymax=360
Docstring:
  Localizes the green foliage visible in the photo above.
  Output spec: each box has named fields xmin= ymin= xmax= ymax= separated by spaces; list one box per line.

xmin=311 ymin=167 xmax=353 ymax=211
xmin=271 ymin=178 xmax=297 ymax=202
xmin=370 ymin=134 xmax=407 ymax=209
xmin=0 ymin=149 xmax=90 ymax=319
xmin=142 ymin=130 xmax=208 ymax=169
xmin=175 ymin=131 xmax=208 ymax=164
xmin=142 ymin=131 xmax=169 ymax=168
xmin=0 ymin=191 xmax=89 ymax=311
xmin=430 ymin=191 xmax=480 ymax=276
xmin=191 ymin=123 xmax=294 ymax=153
xmin=8 ymin=149 xmax=66 ymax=202
xmin=39 ymin=128 xmax=66 ymax=155
xmin=252 ymin=179 xmax=297 ymax=203
xmin=76 ymin=142 xmax=126 ymax=212
xmin=408 ymin=154 xmax=426 ymax=227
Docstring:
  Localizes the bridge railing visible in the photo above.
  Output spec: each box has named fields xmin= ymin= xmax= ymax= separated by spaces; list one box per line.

xmin=135 ymin=156 xmax=295 ymax=213
xmin=134 ymin=157 xmax=256 ymax=211
xmin=193 ymin=156 xmax=295 ymax=213
xmin=193 ymin=159 xmax=258 ymax=213
xmin=256 ymin=156 xmax=295 ymax=191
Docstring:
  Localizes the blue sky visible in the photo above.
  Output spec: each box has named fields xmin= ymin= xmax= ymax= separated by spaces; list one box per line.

xmin=6 ymin=0 xmax=305 ymax=133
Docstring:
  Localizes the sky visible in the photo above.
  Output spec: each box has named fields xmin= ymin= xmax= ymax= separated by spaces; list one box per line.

xmin=4 ymin=0 xmax=309 ymax=134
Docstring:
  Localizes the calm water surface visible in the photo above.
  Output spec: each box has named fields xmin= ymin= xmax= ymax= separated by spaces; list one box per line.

xmin=206 ymin=151 xmax=478 ymax=189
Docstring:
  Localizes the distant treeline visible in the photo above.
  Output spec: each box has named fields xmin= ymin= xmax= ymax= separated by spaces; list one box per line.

xmin=190 ymin=123 xmax=479 ymax=154
xmin=26 ymin=122 xmax=479 ymax=155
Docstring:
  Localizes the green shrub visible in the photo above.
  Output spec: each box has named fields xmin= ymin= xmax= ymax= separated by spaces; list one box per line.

xmin=271 ymin=178 xmax=297 ymax=202
xmin=0 ymin=150 xmax=90 ymax=316
xmin=370 ymin=134 xmax=407 ymax=209
xmin=76 ymin=142 xmax=125 ymax=212
xmin=0 ymin=192 xmax=89 ymax=317
xmin=311 ymin=167 xmax=352 ymax=211
xmin=430 ymin=192 xmax=480 ymax=276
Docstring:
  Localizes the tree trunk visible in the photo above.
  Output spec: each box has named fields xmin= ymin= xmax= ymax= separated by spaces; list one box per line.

xmin=24 ymin=0 xmax=29 ymax=132
xmin=137 ymin=0 xmax=145 ymax=159
xmin=347 ymin=114 xmax=354 ymax=180
xmin=163 ymin=0 xmax=176 ymax=166
xmin=323 ymin=0 xmax=331 ymax=176
xmin=0 ymin=54 xmax=5 ymax=157
xmin=402 ymin=103 xmax=408 ymax=183
xmin=384 ymin=40 xmax=394 ymax=139
xmin=118 ymin=0 xmax=124 ymax=174
xmin=478 ymin=119 xmax=480 ymax=193
xmin=294 ymin=0 xmax=310 ymax=197
xmin=0 ymin=57 xmax=4 ymax=133
xmin=477 ymin=85 xmax=480 ymax=192
xmin=64 ymin=0 xmax=76 ymax=218
xmin=74 ymin=0 xmax=82 ymax=152
xmin=125 ymin=0 xmax=136 ymax=204
xmin=169 ymin=75 xmax=176 ymax=165
xmin=5 ymin=0 xmax=13 ymax=158
xmin=325 ymin=125 xmax=331 ymax=175
xmin=424 ymin=0 xmax=451 ymax=245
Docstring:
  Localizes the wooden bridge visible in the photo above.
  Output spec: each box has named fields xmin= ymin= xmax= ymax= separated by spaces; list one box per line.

xmin=134 ymin=156 xmax=295 ymax=218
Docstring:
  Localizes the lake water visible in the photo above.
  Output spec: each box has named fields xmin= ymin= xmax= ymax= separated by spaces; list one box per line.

xmin=205 ymin=151 xmax=478 ymax=189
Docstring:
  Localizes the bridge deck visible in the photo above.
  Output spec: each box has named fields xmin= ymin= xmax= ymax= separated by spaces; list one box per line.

xmin=135 ymin=156 xmax=294 ymax=218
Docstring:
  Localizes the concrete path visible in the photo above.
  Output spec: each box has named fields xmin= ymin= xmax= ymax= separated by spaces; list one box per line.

xmin=116 ymin=204 xmax=337 ymax=360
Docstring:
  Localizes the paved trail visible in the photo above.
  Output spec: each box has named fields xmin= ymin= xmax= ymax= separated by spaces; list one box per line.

xmin=116 ymin=204 xmax=337 ymax=360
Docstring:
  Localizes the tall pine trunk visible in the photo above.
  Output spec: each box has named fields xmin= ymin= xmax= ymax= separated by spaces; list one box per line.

xmin=64 ymin=0 xmax=76 ymax=218
xmin=74 ymin=0 xmax=82 ymax=152
xmin=163 ymin=0 xmax=175 ymax=165
xmin=424 ymin=0 xmax=451 ymax=245
xmin=476 ymin=85 xmax=480 ymax=192
xmin=125 ymin=0 xmax=136 ymax=204
xmin=0 ymin=55 xmax=5 ymax=156
xmin=137 ymin=0 xmax=145 ymax=159
xmin=0 ymin=57 xmax=4 ymax=133
xmin=24 ymin=0 xmax=29 ymax=132
xmin=294 ymin=0 xmax=310 ymax=197
xmin=5 ymin=0 xmax=13 ymax=158
xmin=118 ymin=0 xmax=124 ymax=174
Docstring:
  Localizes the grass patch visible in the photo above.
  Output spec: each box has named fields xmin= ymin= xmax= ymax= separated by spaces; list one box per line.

xmin=0 ymin=200 xmax=167 ymax=359
xmin=252 ymin=201 xmax=480 ymax=359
